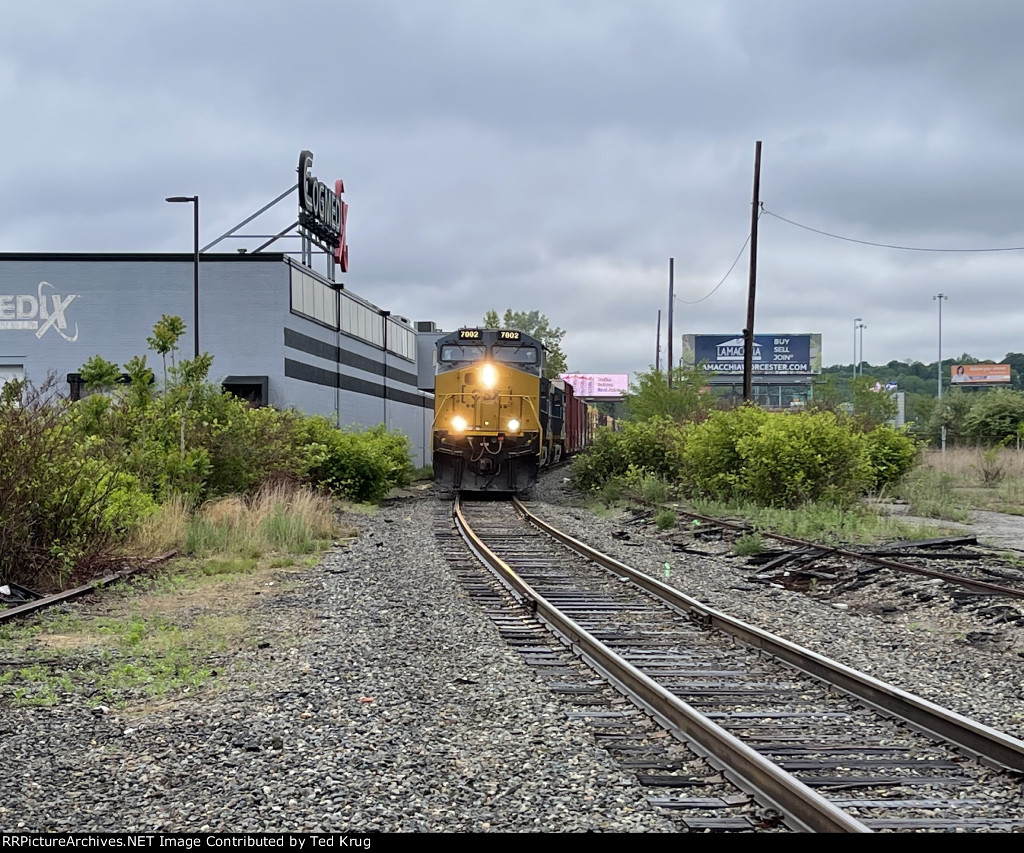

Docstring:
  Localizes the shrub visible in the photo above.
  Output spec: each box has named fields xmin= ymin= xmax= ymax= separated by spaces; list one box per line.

xmin=569 ymin=418 xmax=688 ymax=493
xmin=569 ymin=428 xmax=631 ymax=491
xmin=961 ymin=389 xmax=1024 ymax=446
xmin=0 ymin=379 xmax=152 ymax=589
xmin=734 ymin=410 xmax=872 ymax=507
xmin=733 ymin=532 xmax=764 ymax=556
xmin=863 ymin=425 xmax=919 ymax=492
xmin=681 ymin=406 xmax=770 ymax=502
xmin=654 ymin=508 xmax=677 ymax=530
xmin=618 ymin=417 xmax=689 ymax=479
xmin=302 ymin=418 xmax=413 ymax=503
xmin=679 ymin=407 xmax=877 ymax=508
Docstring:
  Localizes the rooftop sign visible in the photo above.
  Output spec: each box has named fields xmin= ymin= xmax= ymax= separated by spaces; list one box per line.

xmin=298 ymin=150 xmax=348 ymax=271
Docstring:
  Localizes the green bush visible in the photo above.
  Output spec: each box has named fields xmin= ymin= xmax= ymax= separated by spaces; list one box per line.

xmin=733 ymin=410 xmax=872 ymax=507
xmin=302 ymin=418 xmax=413 ymax=503
xmin=569 ymin=428 xmax=631 ymax=491
xmin=570 ymin=418 xmax=688 ymax=493
xmin=863 ymin=425 xmax=918 ymax=491
xmin=619 ymin=417 xmax=689 ymax=479
xmin=733 ymin=532 xmax=764 ymax=556
xmin=570 ymin=404 xmax=917 ymax=511
xmin=961 ymin=389 xmax=1024 ymax=446
xmin=654 ymin=508 xmax=677 ymax=530
xmin=0 ymin=380 xmax=155 ymax=589
xmin=682 ymin=406 xmax=771 ymax=502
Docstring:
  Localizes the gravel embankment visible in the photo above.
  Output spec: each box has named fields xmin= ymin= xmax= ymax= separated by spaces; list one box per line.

xmin=2 ymin=474 xmax=1023 ymax=833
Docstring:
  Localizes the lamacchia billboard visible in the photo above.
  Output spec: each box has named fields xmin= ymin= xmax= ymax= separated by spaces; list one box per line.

xmin=681 ymin=334 xmax=822 ymax=375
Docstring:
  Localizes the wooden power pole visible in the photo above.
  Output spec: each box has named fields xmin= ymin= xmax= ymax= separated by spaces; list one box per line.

xmin=667 ymin=258 xmax=674 ymax=388
xmin=656 ymin=309 xmax=662 ymax=373
xmin=743 ymin=141 xmax=762 ymax=403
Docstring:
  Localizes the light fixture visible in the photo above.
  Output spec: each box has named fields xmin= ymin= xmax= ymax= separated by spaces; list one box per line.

xmin=165 ymin=195 xmax=200 ymax=358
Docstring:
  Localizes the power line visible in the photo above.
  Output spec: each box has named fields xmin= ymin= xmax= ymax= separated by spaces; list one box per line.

xmin=675 ymin=213 xmax=758 ymax=305
xmin=763 ymin=209 xmax=1024 ymax=253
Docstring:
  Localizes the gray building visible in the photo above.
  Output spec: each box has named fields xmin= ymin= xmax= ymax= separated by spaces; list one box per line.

xmin=0 ymin=252 xmax=435 ymax=466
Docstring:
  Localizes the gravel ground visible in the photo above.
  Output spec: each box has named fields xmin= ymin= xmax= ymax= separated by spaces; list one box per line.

xmin=2 ymin=474 xmax=1023 ymax=833
xmin=529 ymin=475 xmax=1024 ymax=741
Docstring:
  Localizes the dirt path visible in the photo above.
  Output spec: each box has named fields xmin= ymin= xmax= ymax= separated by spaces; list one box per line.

xmin=882 ymin=503 xmax=1024 ymax=551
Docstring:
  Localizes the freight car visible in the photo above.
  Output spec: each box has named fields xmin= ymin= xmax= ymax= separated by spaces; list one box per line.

xmin=431 ymin=328 xmax=597 ymax=493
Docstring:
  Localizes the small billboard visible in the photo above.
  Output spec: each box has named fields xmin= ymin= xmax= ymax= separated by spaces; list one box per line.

xmin=559 ymin=373 xmax=629 ymax=398
xmin=951 ymin=364 xmax=1011 ymax=384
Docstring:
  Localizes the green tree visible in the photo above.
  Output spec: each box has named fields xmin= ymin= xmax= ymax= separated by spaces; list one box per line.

xmin=1001 ymin=352 xmax=1024 ymax=389
xmin=624 ymin=366 xmax=714 ymax=423
xmin=147 ymin=313 xmax=187 ymax=392
xmin=809 ymin=373 xmax=844 ymax=414
xmin=926 ymin=387 xmax=974 ymax=447
xmin=483 ymin=309 xmax=567 ymax=378
xmin=80 ymin=354 xmax=121 ymax=392
xmin=850 ymin=376 xmax=899 ymax=430
xmin=961 ymin=389 xmax=1024 ymax=446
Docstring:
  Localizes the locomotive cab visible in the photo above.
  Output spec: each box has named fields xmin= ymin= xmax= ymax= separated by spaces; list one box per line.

xmin=432 ymin=328 xmax=544 ymax=492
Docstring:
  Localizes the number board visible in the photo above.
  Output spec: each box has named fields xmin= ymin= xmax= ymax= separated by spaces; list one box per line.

xmin=458 ymin=329 xmax=482 ymax=340
xmin=498 ymin=330 xmax=521 ymax=340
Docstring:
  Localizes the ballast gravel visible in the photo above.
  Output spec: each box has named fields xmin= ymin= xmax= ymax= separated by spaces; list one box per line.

xmin=2 ymin=476 xmax=1023 ymax=833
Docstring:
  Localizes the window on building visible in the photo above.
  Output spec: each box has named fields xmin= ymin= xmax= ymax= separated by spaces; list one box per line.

xmin=290 ymin=268 xmax=338 ymax=328
xmin=386 ymin=317 xmax=416 ymax=360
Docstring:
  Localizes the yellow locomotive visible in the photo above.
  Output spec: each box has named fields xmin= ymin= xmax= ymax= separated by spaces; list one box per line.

xmin=432 ymin=327 xmax=546 ymax=493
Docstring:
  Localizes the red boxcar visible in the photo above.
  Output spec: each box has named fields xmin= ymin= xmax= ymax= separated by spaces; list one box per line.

xmin=562 ymin=380 xmax=588 ymax=455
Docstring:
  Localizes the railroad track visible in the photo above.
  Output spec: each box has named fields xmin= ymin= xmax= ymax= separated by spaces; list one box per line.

xmin=0 ymin=553 xmax=175 ymax=623
xmin=651 ymin=505 xmax=1024 ymax=602
xmin=441 ymin=495 xmax=1024 ymax=833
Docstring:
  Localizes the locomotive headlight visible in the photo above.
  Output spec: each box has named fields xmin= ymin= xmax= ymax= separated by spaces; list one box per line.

xmin=451 ymin=415 xmax=468 ymax=432
xmin=480 ymin=363 xmax=497 ymax=389
xmin=507 ymin=418 xmax=520 ymax=433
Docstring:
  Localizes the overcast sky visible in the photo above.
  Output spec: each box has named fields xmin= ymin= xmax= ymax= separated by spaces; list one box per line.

xmin=3 ymin=0 xmax=1024 ymax=381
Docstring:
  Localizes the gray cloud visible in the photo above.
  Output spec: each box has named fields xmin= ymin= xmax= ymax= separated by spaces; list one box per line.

xmin=3 ymin=0 xmax=1024 ymax=379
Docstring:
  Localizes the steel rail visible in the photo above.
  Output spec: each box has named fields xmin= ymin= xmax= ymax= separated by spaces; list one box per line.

xmin=454 ymin=496 xmax=871 ymax=833
xmin=0 ymin=552 xmax=176 ymax=623
xmin=673 ymin=506 xmax=1024 ymax=599
xmin=514 ymin=497 xmax=1024 ymax=774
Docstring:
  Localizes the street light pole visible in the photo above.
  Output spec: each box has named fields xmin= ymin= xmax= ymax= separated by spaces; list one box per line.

xmin=382 ymin=310 xmax=390 ymax=428
xmin=166 ymin=195 xmax=200 ymax=358
xmin=934 ymin=293 xmax=948 ymax=451
xmin=853 ymin=317 xmax=862 ymax=378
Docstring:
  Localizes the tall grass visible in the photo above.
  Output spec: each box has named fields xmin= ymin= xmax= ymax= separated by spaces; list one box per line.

xmin=689 ymin=497 xmax=956 ymax=545
xmin=892 ymin=448 xmax=1024 ymax=518
xmin=127 ymin=493 xmax=193 ymax=555
xmin=126 ymin=484 xmax=340 ymax=559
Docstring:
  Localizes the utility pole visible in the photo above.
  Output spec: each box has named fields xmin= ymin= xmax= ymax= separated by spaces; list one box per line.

xmin=743 ymin=141 xmax=762 ymax=403
xmin=853 ymin=317 xmax=862 ymax=378
xmin=667 ymin=258 xmax=674 ymax=388
xmin=656 ymin=309 xmax=662 ymax=373
xmin=934 ymin=293 xmax=947 ymax=451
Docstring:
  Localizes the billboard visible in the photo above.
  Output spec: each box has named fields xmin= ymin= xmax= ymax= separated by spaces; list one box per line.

xmin=681 ymin=334 xmax=822 ymax=375
xmin=559 ymin=373 xmax=629 ymax=398
xmin=951 ymin=364 xmax=1011 ymax=384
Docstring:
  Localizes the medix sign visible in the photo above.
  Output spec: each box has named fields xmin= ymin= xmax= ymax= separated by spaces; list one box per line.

xmin=297 ymin=150 xmax=348 ymax=271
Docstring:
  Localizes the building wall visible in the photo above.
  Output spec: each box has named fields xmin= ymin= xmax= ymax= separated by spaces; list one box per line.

xmin=0 ymin=253 xmax=434 ymax=466
xmin=0 ymin=253 xmax=277 ymax=387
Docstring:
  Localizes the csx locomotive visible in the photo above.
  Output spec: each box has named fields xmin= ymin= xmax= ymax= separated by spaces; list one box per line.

xmin=431 ymin=327 xmax=592 ymax=493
